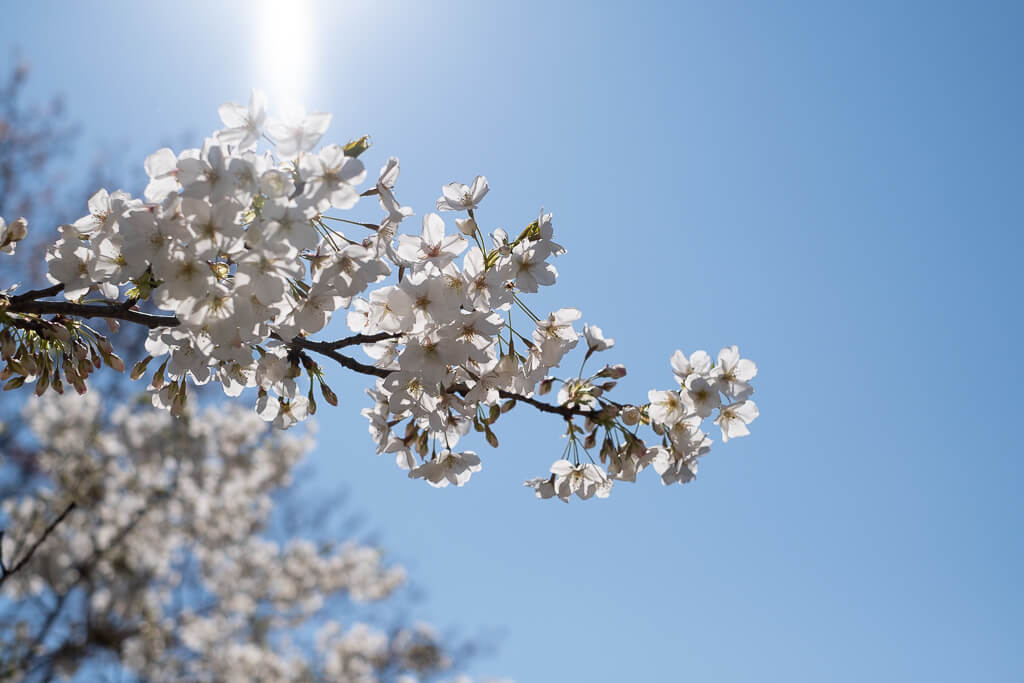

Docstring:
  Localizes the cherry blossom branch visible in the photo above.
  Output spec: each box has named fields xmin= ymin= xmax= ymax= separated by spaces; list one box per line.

xmin=3 ymin=289 xmax=399 ymax=351
xmin=0 ymin=501 xmax=76 ymax=588
xmin=281 ymin=335 xmax=605 ymax=422
xmin=3 ymin=290 xmax=610 ymax=426
xmin=492 ymin=388 xmax=601 ymax=420
xmin=321 ymin=331 xmax=398 ymax=350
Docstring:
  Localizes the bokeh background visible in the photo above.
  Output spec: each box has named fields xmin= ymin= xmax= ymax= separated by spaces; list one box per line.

xmin=5 ymin=1 xmax=1022 ymax=680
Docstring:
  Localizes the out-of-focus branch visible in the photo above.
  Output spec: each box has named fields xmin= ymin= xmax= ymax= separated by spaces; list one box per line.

xmin=0 ymin=501 xmax=76 ymax=588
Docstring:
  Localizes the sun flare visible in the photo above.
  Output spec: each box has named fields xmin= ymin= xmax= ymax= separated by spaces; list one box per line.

xmin=255 ymin=0 xmax=314 ymax=109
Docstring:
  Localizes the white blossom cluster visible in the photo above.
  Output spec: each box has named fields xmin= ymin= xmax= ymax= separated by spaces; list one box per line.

xmin=6 ymin=89 xmax=760 ymax=501
xmin=0 ymin=393 xmax=475 ymax=681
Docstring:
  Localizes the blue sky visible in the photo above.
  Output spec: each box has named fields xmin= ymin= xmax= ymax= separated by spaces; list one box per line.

xmin=5 ymin=1 xmax=1023 ymax=680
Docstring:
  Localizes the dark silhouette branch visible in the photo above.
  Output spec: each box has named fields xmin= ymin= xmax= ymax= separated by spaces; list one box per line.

xmin=10 ymin=283 xmax=65 ymax=303
xmin=3 ymin=298 xmax=179 ymax=329
xmin=2 ymin=288 xmax=600 ymax=421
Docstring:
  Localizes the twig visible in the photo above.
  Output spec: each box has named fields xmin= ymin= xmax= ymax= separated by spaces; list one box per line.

xmin=322 ymin=331 xmax=399 ymax=350
xmin=1 ymin=288 xmax=600 ymax=423
xmin=0 ymin=502 xmax=76 ymax=587
xmin=4 ymin=299 xmax=179 ymax=329
xmin=9 ymin=283 xmax=64 ymax=303
xmin=276 ymin=334 xmax=389 ymax=378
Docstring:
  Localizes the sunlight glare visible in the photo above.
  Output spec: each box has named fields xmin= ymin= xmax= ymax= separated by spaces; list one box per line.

xmin=255 ymin=0 xmax=314 ymax=110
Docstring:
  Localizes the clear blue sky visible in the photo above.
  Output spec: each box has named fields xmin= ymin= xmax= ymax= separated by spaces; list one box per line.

xmin=5 ymin=1 xmax=1023 ymax=680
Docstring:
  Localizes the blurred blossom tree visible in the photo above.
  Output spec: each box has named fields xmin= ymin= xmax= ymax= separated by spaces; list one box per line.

xmin=0 ymin=64 xmax=492 ymax=683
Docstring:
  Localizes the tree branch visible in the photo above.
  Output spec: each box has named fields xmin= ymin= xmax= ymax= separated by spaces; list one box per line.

xmin=289 ymin=340 xmax=603 ymax=422
xmin=494 ymin=388 xmax=600 ymax=420
xmin=1 ymin=288 xmax=600 ymax=422
xmin=3 ymin=298 xmax=180 ymax=329
xmin=0 ymin=502 xmax=76 ymax=588
xmin=278 ymin=334 xmax=390 ymax=378
xmin=322 ymin=331 xmax=399 ymax=350
xmin=10 ymin=283 xmax=64 ymax=303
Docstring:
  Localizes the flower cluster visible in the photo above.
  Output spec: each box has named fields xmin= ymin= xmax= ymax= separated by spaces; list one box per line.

xmin=0 ymin=89 xmax=760 ymax=501
xmin=0 ymin=393 xmax=473 ymax=681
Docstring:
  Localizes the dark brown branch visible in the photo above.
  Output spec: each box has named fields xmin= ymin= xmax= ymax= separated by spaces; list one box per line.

xmin=10 ymin=283 xmax=64 ymax=303
xmin=494 ymin=388 xmax=601 ymax=420
xmin=0 ymin=502 xmax=76 ymax=587
xmin=291 ymin=340 xmax=603 ymax=421
xmin=2 ymin=289 xmax=599 ymax=422
xmin=4 ymin=297 xmax=180 ymax=329
xmin=323 ymin=331 xmax=399 ymax=350
xmin=278 ymin=334 xmax=390 ymax=378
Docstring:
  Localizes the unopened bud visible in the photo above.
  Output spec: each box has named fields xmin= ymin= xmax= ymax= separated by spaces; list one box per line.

xmin=622 ymin=406 xmax=640 ymax=426
xmin=95 ymin=335 xmax=113 ymax=355
xmin=34 ymin=369 xmax=50 ymax=396
xmin=105 ymin=353 xmax=125 ymax=373
xmin=455 ymin=217 xmax=478 ymax=236
xmin=48 ymin=322 xmax=72 ymax=344
xmin=8 ymin=218 xmax=27 ymax=242
xmin=319 ymin=382 xmax=338 ymax=406
xmin=598 ymin=364 xmax=627 ymax=379
xmin=600 ymin=438 xmax=616 ymax=463
xmin=3 ymin=376 xmax=26 ymax=391
xmin=130 ymin=356 xmax=153 ymax=380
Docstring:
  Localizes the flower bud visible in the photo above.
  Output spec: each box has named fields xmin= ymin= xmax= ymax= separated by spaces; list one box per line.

xmin=598 ymin=364 xmax=627 ymax=379
xmin=96 ymin=335 xmax=114 ymax=355
xmin=8 ymin=218 xmax=27 ymax=242
xmin=319 ymin=382 xmax=338 ymax=407
xmin=3 ymin=376 xmax=26 ymax=391
xmin=105 ymin=353 xmax=125 ymax=373
xmin=455 ymin=217 xmax=478 ymax=236
xmin=131 ymin=356 xmax=153 ymax=381
xmin=35 ymin=367 xmax=51 ymax=395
